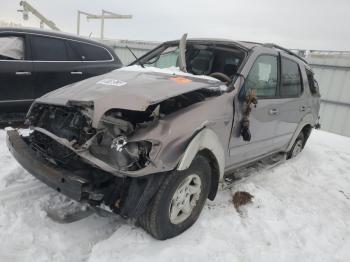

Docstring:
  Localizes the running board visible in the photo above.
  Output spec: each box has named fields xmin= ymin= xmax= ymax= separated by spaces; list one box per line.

xmin=0 ymin=113 xmax=26 ymax=128
xmin=223 ymin=152 xmax=286 ymax=189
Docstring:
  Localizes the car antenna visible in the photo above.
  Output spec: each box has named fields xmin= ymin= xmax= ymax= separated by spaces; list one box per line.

xmin=126 ymin=45 xmax=145 ymax=68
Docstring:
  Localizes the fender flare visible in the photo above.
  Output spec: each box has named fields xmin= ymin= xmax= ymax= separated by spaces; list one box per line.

xmin=177 ymin=128 xmax=225 ymax=180
xmin=286 ymin=113 xmax=314 ymax=152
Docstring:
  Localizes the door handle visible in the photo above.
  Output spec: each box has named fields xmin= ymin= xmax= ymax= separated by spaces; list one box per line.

xmin=70 ymin=71 xmax=83 ymax=75
xmin=300 ymin=105 xmax=306 ymax=112
xmin=268 ymin=108 xmax=279 ymax=115
xmin=16 ymin=71 xmax=31 ymax=76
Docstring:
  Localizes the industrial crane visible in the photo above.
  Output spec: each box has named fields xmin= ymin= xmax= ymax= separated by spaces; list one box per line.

xmin=77 ymin=10 xmax=132 ymax=39
xmin=17 ymin=1 xmax=60 ymax=31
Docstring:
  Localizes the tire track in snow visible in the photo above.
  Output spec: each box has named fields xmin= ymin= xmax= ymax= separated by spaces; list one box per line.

xmin=0 ymin=180 xmax=52 ymax=205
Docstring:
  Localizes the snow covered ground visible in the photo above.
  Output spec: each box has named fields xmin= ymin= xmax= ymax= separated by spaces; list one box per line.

xmin=0 ymin=129 xmax=349 ymax=262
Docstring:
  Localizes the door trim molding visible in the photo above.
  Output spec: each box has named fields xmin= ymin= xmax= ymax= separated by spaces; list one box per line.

xmin=0 ymin=99 xmax=34 ymax=103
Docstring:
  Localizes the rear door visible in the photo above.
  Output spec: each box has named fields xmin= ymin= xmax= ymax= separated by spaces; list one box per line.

xmin=0 ymin=33 xmax=34 ymax=114
xmin=228 ymin=53 xmax=282 ymax=166
xmin=30 ymin=35 xmax=74 ymax=98
xmin=68 ymin=40 xmax=118 ymax=79
xmin=274 ymin=56 xmax=306 ymax=149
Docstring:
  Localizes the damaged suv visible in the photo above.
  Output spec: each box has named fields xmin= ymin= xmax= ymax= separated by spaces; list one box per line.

xmin=7 ymin=35 xmax=320 ymax=240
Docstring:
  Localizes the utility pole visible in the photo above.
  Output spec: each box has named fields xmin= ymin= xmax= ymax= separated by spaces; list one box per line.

xmin=77 ymin=10 xmax=132 ymax=39
xmin=17 ymin=1 xmax=60 ymax=31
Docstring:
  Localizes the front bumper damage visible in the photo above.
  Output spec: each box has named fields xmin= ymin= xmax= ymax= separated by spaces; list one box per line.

xmin=29 ymin=126 xmax=165 ymax=178
xmin=6 ymin=130 xmax=165 ymax=218
xmin=7 ymin=130 xmax=89 ymax=201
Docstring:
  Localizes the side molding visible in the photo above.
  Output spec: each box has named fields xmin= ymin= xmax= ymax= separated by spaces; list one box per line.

xmin=177 ymin=128 xmax=225 ymax=179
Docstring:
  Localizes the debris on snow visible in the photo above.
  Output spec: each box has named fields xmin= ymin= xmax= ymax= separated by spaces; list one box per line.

xmin=232 ymin=191 xmax=254 ymax=212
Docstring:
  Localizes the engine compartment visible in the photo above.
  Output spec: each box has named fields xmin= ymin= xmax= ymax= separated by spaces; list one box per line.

xmin=26 ymin=88 xmax=218 ymax=173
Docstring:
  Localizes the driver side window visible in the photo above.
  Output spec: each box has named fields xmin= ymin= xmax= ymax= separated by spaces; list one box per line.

xmin=245 ymin=55 xmax=278 ymax=98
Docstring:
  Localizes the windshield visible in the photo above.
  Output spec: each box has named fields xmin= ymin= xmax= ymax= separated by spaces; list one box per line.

xmin=136 ymin=42 xmax=245 ymax=81
xmin=143 ymin=46 xmax=180 ymax=68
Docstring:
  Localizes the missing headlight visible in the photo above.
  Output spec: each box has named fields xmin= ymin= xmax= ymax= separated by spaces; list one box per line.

xmin=90 ymin=132 xmax=154 ymax=171
xmin=111 ymin=135 xmax=128 ymax=152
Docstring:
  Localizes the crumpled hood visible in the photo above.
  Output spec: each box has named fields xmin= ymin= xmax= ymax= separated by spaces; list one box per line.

xmin=36 ymin=66 xmax=222 ymax=125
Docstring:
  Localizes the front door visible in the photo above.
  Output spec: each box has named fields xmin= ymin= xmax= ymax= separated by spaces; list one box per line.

xmin=228 ymin=54 xmax=281 ymax=167
xmin=0 ymin=34 xmax=34 ymax=115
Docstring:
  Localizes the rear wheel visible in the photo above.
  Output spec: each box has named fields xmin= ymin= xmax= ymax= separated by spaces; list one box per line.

xmin=138 ymin=155 xmax=211 ymax=240
xmin=287 ymin=132 xmax=305 ymax=159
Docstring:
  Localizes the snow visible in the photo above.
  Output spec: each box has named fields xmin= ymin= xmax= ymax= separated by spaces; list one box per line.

xmin=0 ymin=129 xmax=349 ymax=262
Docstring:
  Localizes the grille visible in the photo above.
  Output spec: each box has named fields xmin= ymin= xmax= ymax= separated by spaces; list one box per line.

xmin=30 ymin=131 xmax=76 ymax=165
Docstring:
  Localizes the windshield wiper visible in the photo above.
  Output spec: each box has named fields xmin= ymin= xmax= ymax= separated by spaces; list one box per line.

xmin=126 ymin=45 xmax=145 ymax=68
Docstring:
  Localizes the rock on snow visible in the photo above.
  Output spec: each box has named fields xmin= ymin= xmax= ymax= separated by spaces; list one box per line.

xmin=0 ymin=129 xmax=349 ymax=262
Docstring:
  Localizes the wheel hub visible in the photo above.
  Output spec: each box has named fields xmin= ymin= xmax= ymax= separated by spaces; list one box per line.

xmin=169 ymin=174 xmax=202 ymax=224
xmin=292 ymin=139 xmax=303 ymax=157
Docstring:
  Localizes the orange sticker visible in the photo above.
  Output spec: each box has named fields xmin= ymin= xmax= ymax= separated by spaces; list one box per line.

xmin=170 ymin=76 xmax=192 ymax=84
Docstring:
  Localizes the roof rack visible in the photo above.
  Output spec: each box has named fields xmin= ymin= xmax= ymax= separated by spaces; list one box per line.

xmin=262 ymin=43 xmax=308 ymax=64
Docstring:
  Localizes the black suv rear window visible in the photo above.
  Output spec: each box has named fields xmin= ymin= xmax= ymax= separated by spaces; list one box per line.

xmin=281 ymin=58 xmax=302 ymax=97
xmin=69 ymin=42 xmax=112 ymax=61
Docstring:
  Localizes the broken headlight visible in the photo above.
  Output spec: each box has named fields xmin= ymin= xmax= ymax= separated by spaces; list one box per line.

xmin=110 ymin=136 xmax=153 ymax=170
xmin=90 ymin=133 xmax=159 ymax=171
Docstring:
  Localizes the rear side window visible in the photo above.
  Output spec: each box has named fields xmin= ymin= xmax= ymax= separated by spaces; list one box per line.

xmin=65 ymin=40 xmax=82 ymax=61
xmin=69 ymin=42 xmax=112 ymax=61
xmin=0 ymin=36 xmax=24 ymax=60
xmin=280 ymin=58 xmax=302 ymax=97
xmin=245 ymin=55 xmax=278 ymax=98
xmin=31 ymin=36 xmax=68 ymax=61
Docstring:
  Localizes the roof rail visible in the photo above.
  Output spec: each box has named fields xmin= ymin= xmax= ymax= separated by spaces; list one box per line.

xmin=263 ymin=43 xmax=308 ymax=64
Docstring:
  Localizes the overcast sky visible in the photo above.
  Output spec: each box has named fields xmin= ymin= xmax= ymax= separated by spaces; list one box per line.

xmin=1 ymin=0 xmax=349 ymax=51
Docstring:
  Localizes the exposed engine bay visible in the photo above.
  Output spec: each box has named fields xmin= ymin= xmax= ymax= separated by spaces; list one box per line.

xmin=26 ymin=88 xmax=219 ymax=175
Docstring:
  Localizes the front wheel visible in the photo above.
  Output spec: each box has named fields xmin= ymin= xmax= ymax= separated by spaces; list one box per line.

xmin=138 ymin=155 xmax=211 ymax=240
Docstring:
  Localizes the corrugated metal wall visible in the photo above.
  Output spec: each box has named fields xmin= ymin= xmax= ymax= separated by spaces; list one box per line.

xmin=100 ymin=39 xmax=350 ymax=137
xmin=304 ymin=51 xmax=350 ymax=137
xmin=101 ymin=39 xmax=158 ymax=65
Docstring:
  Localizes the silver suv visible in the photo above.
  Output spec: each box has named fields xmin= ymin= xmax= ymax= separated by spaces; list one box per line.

xmin=6 ymin=36 xmax=320 ymax=240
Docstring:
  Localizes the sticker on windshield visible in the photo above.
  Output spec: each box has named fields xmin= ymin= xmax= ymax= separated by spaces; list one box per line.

xmin=97 ymin=78 xmax=127 ymax=87
xmin=170 ymin=76 xmax=192 ymax=84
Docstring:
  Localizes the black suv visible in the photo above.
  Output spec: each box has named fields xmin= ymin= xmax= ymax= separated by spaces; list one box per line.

xmin=0 ymin=27 xmax=122 ymax=123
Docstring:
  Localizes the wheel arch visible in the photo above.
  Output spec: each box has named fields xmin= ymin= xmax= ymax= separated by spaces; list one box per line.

xmin=286 ymin=114 xmax=314 ymax=152
xmin=176 ymin=128 xmax=225 ymax=201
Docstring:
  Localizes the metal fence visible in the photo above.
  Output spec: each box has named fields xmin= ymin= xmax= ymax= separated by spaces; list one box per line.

xmin=301 ymin=51 xmax=350 ymax=137
xmin=100 ymin=39 xmax=350 ymax=137
xmin=101 ymin=39 xmax=158 ymax=65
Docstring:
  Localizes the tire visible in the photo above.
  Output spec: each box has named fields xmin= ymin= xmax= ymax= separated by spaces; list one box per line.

xmin=138 ymin=155 xmax=211 ymax=240
xmin=287 ymin=132 xmax=305 ymax=159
